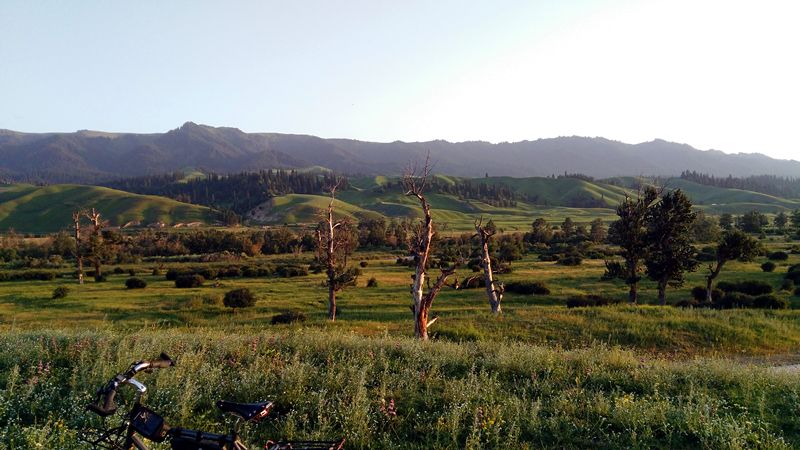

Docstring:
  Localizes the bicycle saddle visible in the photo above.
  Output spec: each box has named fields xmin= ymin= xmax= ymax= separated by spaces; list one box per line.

xmin=215 ymin=400 xmax=273 ymax=422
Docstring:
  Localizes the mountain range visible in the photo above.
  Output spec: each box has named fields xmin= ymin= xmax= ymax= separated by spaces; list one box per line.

xmin=1 ymin=122 xmax=799 ymax=182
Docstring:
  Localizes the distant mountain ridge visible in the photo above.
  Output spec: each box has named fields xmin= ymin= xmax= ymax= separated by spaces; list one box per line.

xmin=1 ymin=122 xmax=798 ymax=182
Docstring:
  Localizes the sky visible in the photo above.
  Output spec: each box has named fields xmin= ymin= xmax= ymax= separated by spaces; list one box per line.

xmin=1 ymin=0 xmax=798 ymax=159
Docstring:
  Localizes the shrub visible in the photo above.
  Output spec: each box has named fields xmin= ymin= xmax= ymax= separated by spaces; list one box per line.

xmin=753 ymin=295 xmax=788 ymax=309
xmin=768 ymin=251 xmax=789 ymax=261
xmin=113 ymin=267 xmax=125 ymax=275
xmin=366 ymin=277 xmax=378 ymax=288
xmin=459 ymin=276 xmax=485 ymax=289
xmin=275 ymin=265 xmax=308 ymax=278
xmin=566 ymin=295 xmax=616 ymax=308
xmin=781 ymin=279 xmax=795 ymax=292
xmin=505 ymin=281 xmax=550 ymax=295
xmin=201 ymin=293 xmax=223 ymax=305
xmin=94 ymin=274 xmax=107 ymax=282
xmin=221 ymin=266 xmax=242 ymax=278
xmin=558 ymin=255 xmax=583 ymax=266
xmin=165 ymin=268 xmax=185 ymax=281
xmin=359 ymin=261 xmax=368 ymax=268
xmin=691 ymin=286 xmax=723 ymax=302
xmin=786 ymin=270 xmax=800 ymax=284
xmin=673 ymin=299 xmax=698 ymax=308
xmin=241 ymin=266 xmax=259 ymax=277
xmin=601 ymin=260 xmax=624 ymax=281
xmin=128 ymin=269 xmax=137 ymax=276
xmin=716 ymin=293 xmax=755 ymax=309
xmin=175 ymin=274 xmax=204 ymax=288
xmin=717 ymin=280 xmax=772 ymax=296
xmin=52 ymin=286 xmax=70 ymax=299
xmin=125 ymin=277 xmax=147 ymax=289
xmin=795 ymin=286 xmax=800 ymax=296
xmin=271 ymin=311 xmax=307 ymax=325
xmin=761 ymin=261 xmax=776 ymax=272
xmin=223 ymin=288 xmax=256 ymax=311
xmin=0 ymin=270 xmax=58 ymax=282
xmin=152 ymin=268 xmax=162 ymax=276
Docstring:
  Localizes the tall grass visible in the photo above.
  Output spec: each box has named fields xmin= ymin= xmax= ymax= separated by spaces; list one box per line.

xmin=1 ymin=328 xmax=798 ymax=449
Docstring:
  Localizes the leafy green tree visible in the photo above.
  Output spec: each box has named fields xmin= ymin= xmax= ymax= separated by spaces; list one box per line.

xmin=560 ymin=217 xmax=575 ymax=239
xmin=690 ymin=210 xmax=721 ymax=243
xmin=645 ymin=190 xmax=699 ymax=305
xmin=608 ymin=186 xmax=659 ymax=304
xmin=738 ymin=211 xmax=767 ymax=233
xmin=704 ymin=229 xmax=761 ymax=302
xmin=718 ymin=213 xmax=734 ymax=230
xmin=528 ymin=218 xmax=552 ymax=243
xmin=589 ymin=218 xmax=607 ymax=243
xmin=774 ymin=211 xmax=788 ymax=232
xmin=791 ymin=210 xmax=800 ymax=232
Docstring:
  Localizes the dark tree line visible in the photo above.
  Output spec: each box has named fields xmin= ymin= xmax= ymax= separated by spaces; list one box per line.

xmin=680 ymin=170 xmax=800 ymax=199
xmin=104 ymin=170 xmax=345 ymax=214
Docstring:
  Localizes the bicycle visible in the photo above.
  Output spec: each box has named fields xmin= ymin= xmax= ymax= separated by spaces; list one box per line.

xmin=80 ymin=353 xmax=345 ymax=450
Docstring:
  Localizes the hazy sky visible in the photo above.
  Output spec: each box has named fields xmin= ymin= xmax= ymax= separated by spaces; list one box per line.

xmin=1 ymin=0 xmax=798 ymax=159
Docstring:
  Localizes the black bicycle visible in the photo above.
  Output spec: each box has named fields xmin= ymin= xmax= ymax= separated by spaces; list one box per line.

xmin=80 ymin=353 xmax=344 ymax=450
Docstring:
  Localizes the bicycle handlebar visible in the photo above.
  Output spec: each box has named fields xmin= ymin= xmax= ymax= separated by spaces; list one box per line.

xmin=87 ymin=353 xmax=175 ymax=417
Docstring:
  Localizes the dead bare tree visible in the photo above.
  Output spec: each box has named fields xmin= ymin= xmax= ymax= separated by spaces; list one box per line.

xmin=83 ymin=208 xmax=106 ymax=279
xmin=71 ymin=210 xmax=86 ymax=284
xmin=315 ymin=178 xmax=357 ymax=321
xmin=403 ymin=155 xmax=456 ymax=340
xmin=474 ymin=217 xmax=503 ymax=314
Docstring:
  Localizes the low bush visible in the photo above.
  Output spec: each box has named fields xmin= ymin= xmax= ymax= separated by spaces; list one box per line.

xmin=459 ymin=276 xmax=485 ymax=289
xmin=673 ymin=299 xmax=698 ymax=308
xmin=165 ymin=268 xmax=185 ymax=281
xmin=128 ymin=269 xmax=137 ymax=276
xmin=175 ymin=274 xmax=205 ymax=288
xmin=366 ymin=277 xmax=379 ymax=288
xmin=52 ymin=286 xmax=69 ymax=299
xmin=125 ymin=277 xmax=147 ymax=289
xmin=558 ymin=255 xmax=583 ymax=266
xmin=359 ymin=261 xmax=368 ymax=268
xmin=780 ymin=279 xmax=795 ymax=292
xmin=753 ymin=295 xmax=789 ymax=309
xmin=768 ymin=251 xmax=789 ymax=261
xmin=505 ymin=281 xmax=550 ymax=295
xmin=275 ymin=264 xmax=309 ymax=278
xmin=0 ymin=270 xmax=58 ymax=282
xmin=601 ymin=260 xmax=624 ymax=281
xmin=271 ymin=311 xmax=307 ymax=325
xmin=795 ymin=287 xmax=800 ymax=296
xmin=223 ymin=288 xmax=256 ymax=311
xmin=94 ymin=274 xmax=107 ymax=282
xmin=113 ymin=267 xmax=125 ymax=275
xmin=716 ymin=280 xmax=772 ymax=296
xmin=691 ymin=286 xmax=723 ymax=302
xmin=761 ymin=261 xmax=776 ymax=272
xmin=566 ymin=295 xmax=617 ymax=308
xmin=152 ymin=268 xmax=162 ymax=276
xmin=715 ymin=293 xmax=755 ymax=309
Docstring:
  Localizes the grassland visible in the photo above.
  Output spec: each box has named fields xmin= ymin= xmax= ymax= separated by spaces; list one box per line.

xmin=257 ymin=176 xmax=800 ymax=231
xmin=0 ymin=184 xmax=213 ymax=233
xmin=2 ymin=227 xmax=800 ymax=447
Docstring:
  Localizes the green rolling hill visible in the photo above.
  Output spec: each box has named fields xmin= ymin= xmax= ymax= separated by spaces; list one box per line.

xmin=3 ymin=175 xmax=799 ymax=234
xmin=251 ymin=175 xmax=800 ymax=231
xmin=0 ymin=184 xmax=214 ymax=233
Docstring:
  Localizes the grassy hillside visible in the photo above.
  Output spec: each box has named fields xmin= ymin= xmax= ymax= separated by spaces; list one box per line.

xmin=0 ymin=184 xmax=213 ymax=233
xmin=256 ymin=175 xmax=800 ymax=230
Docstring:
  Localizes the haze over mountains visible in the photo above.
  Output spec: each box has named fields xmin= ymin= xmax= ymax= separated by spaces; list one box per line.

xmin=1 ymin=122 xmax=798 ymax=182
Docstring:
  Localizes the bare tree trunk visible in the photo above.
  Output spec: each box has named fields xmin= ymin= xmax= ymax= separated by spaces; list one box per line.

xmin=475 ymin=218 xmax=501 ymax=314
xmin=706 ymin=261 xmax=723 ymax=302
xmin=627 ymin=259 xmax=638 ymax=304
xmin=72 ymin=211 xmax=84 ymax=285
xmin=657 ymin=280 xmax=667 ymax=306
xmin=84 ymin=208 xmax=103 ymax=278
xmin=404 ymin=155 xmax=455 ymax=340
